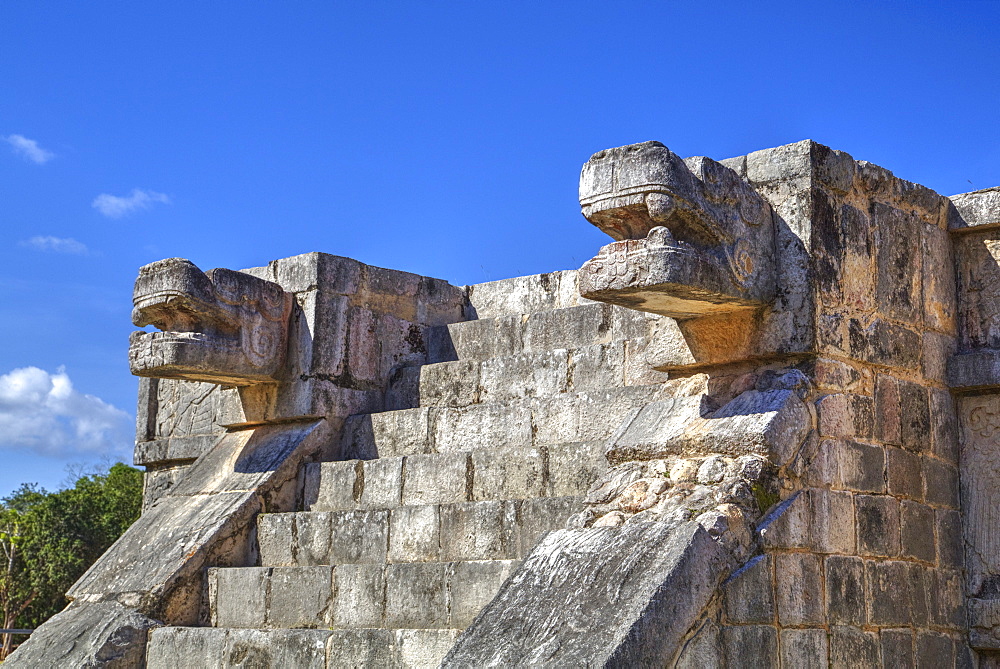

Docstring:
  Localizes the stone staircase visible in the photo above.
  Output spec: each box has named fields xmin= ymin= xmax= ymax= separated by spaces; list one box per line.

xmin=145 ymin=273 xmax=670 ymax=668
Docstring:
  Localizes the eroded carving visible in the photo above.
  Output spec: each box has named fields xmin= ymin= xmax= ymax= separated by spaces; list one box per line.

xmin=129 ymin=258 xmax=293 ymax=385
xmin=578 ymin=141 xmax=776 ymax=317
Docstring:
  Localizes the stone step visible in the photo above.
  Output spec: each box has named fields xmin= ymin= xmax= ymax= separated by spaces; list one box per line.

xmin=341 ymin=384 xmax=662 ymax=460
xmin=208 ymin=560 xmax=519 ymax=630
xmin=258 ymin=497 xmax=580 ymax=567
xmin=423 ymin=302 xmax=662 ymax=365
xmin=304 ymin=441 xmax=606 ymax=512
xmin=146 ymin=626 xmax=460 ymax=669
xmin=386 ymin=340 xmax=668 ymax=411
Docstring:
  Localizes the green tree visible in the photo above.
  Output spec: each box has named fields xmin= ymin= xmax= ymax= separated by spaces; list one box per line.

xmin=0 ymin=463 xmax=143 ymax=659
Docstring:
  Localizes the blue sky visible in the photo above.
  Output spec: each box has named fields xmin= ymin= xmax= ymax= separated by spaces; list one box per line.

xmin=1 ymin=2 xmax=997 ymax=497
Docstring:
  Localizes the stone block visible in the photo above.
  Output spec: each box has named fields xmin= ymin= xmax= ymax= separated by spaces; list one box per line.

xmin=384 ymin=364 xmax=421 ymax=410
xmin=146 ymin=627 xmax=229 ymax=669
xmin=674 ymin=619 xmax=723 ymax=669
xmin=402 ymin=452 xmax=470 ymax=506
xmin=775 ymin=553 xmax=823 ymax=625
xmin=303 ymin=461 xmax=361 ymax=512
xmin=257 ymin=513 xmax=296 ymax=567
xmin=916 ymin=632 xmax=955 ymax=669
xmin=326 ymin=629 xmax=398 ymax=667
xmin=210 ymin=567 xmax=267 ymax=628
xmin=325 ymin=510 xmax=389 ymax=565
xmin=471 ymin=447 xmax=545 ymax=501
xmin=930 ymin=569 xmax=965 ymax=629
xmin=900 ymin=501 xmax=936 ymax=562
xmin=817 ymin=393 xmax=854 ymax=438
xmin=467 ymin=273 xmax=566 ymax=319
xmin=440 ymin=500 xmax=519 ymax=561
xmin=874 ymin=203 xmax=923 ymax=324
xmin=623 ymin=337 xmax=672 ymax=386
xmin=523 ymin=303 xmax=611 ymax=352
xmin=721 ymin=625 xmax=777 ymax=667
xmin=880 ymin=629 xmax=914 ymax=669
xmin=899 ymin=381 xmax=930 ymax=452
xmin=370 ymin=408 xmax=436 ymax=457
xmin=532 ymin=386 xmax=658 ymax=445
xmin=826 ymin=556 xmax=867 ymax=625
xmin=388 ymin=504 xmax=440 ymax=563
xmin=830 ymin=440 xmax=885 ymax=493
xmin=358 ymin=456 xmax=403 ymax=509
xmin=936 ymin=508 xmax=963 ymax=568
xmin=866 ymin=560 xmax=911 ymax=626
xmin=418 ymin=360 xmax=480 ymax=407
xmin=812 ymin=488 xmax=856 ymax=554
xmin=847 ymin=318 xmax=921 ymax=370
xmin=271 ymin=252 xmax=362 ymax=295
xmin=517 ymin=496 xmax=582 ymax=556
xmin=428 ymin=316 xmax=522 ymax=362
xmin=547 ymin=441 xmax=608 ymax=497
xmin=571 ymin=343 xmax=625 ymax=392
xmin=609 ymin=306 xmax=656 ymax=342
xmin=923 ymin=458 xmax=959 ymax=508
xmin=856 ymin=494 xmax=900 ymax=557
xmin=385 ymin=562 xmax=450 ymax=629
xmin=448 ymin=560 xmax=520 ymax=628
xmin=434 ymin=404 xmax=533 ymax=452
xmin=267 ymin=566 xmax=334 ymax=628
xmin=722 ymin=554 xmax=774 ymax=624
xmin=830 ymin=626 xmax=880 ymax=669
xmin=479 ymin=350 xmax=568 ymax=402
xmin=331 ymin=564 xmax=384 ymax=629
xmin=886 ymin=448 xmax=923 ymax=499
xmin=928 ymin=388 xmax=958 ymax=464
xmin=396 ymin=629 xmax=464 ymax=669
xmin=416 ymin=275 xmax=468 ymax=326
xmin=874 ymin=374 xmax=901 ymax=445
xmin=922 ymin=331 xmax=955 ymax=383
xmin=290 ymin=512 xmax=332 ymax=567
xmin=780 ymin=628 xmax=828 ymax=668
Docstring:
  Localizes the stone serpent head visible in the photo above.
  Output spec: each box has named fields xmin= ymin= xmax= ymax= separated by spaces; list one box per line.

xmin=129 ymin=258 xmax=293 ymax=385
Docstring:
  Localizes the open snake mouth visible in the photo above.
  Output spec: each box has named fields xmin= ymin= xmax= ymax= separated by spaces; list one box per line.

xmin=131 ymin=290 xmax=240 ymax=350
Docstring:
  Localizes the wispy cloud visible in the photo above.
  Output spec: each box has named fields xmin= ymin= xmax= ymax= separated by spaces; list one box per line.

xmin=19 ymin=236 xmax=89 ymax=255
xmin=0 ymin=367 xmax=132 ymax=458
xmin=92 ymin=188 xmax=171 ymax=218
xmin=4 ymin=134 xmax=54 ymax=164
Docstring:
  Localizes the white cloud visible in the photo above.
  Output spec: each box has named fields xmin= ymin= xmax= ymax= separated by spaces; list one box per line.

xmin=92 ymin=188 xmax=171 ymax=218
xmin=19 ymin=236 xmax=89 ymax=255
xmin=4 ymin=134 xmax=54 ymax=164
xmin=0 ymin=367 xmax=132 ymax=458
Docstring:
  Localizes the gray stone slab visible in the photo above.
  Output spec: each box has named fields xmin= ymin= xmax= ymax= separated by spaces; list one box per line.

xmin=257 ymin=513 xmax=296 ymax=566
xmin=448 ymin=560 xmax=520 ymax=628
xmin=546 ymin=441 xmax=608 ymax=497
xmin=359 ymin=456 xmax=404 ymax=509
xmin=223 ymin=628 xmax=332 ymax=668
xmin=775 ymin=553 xmax=823 ymax=625
xmin=721 ymin=625 xmax=778 ymax=667
xmin=389 ymin=504 xmax=440 ymax=563
xmin=479 ymin=350 xmax=569 ymax=402
xmin=396 ymin=629 xmax=464 ymax=669
xmin=466 ymin=272 xmax=570 ymax=319
xmin=441 ymin=522 xmax=731 ymax=668
xmin=385 ymin=562 xmax=450 ymax=629
xmin=146 ymin=627 xmax=229 ymax=669
xmin=722 ymin=554 xmax=774 ymax=624
xmin=440 ymin=500 xmax=520 ymax=561
xmin=517 ymin=496 xmax=582 ymax=557
xmin=303 ymin=460 xmax=361 ymax=512
xmin=428 ymin=315 xmax=523 ymax=362
xmin=327 ymin=509 xmax=389 ymax=564
xmin=326 ymin=629 xmax=400 ymax=667
xmin=780 ymin=628 xmax=828 ymax=668
xmin=434 ymin=404 xmax=533 ymax=452
xmin=209 ymin=567 xmax=268 ymax=628
xmin=419 ymin=359 xmax=481 ymax=407
xmin=569 ymin=342 xmax=624 ymax=392
xmin=402 ymin=452 xmax=470 ymax=506
xmin=267 ymin=566 xmax=334 ymax=628
xmin=331 ymin=563 xmax=385 ymax=629
xmin=5 ymin=601 xmax=158 ymax=669
xmin=522 ymin=303 xmax=611 ymax=352
xmin=369 ymin=408 xmax=436 ymax=457
xmin=471 ymin=447 xmax=546 ymax=501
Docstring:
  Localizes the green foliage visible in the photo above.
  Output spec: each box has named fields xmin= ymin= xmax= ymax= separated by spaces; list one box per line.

xmin=0 ymin=462 xmax=142 ymax=653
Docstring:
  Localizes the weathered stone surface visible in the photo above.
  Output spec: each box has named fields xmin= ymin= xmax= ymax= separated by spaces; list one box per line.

xmin=950 ymin=186 xmax=1000 ymax=229
xmin=830 ymin=626 xmax=880 ymax=669
xmin=578 ymin=142 xmax=777 ymax=317
xmin=4 ymin=601 xmax=159 ymax=668
xmin=442 ymin=522 xmax=734 ymax=668
xmin=722 ymin=554 xmax=773 ymax=624
xmin=721 ymin=625 xmax=778 ymax=667
xmin=146 ymin=627 xmax=332 ymax=669
xmin=604 ymin=382 xmax=811 ymax=465
xmin=129 ymin=258 xmax=294 ymax=385
xmin=775 ymin=553 xmax=824 ymax=625
xmin=781 ymin=628 xmax=828 ymax=668
xmin=826 ymin=556 xmax=868 ymax=625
